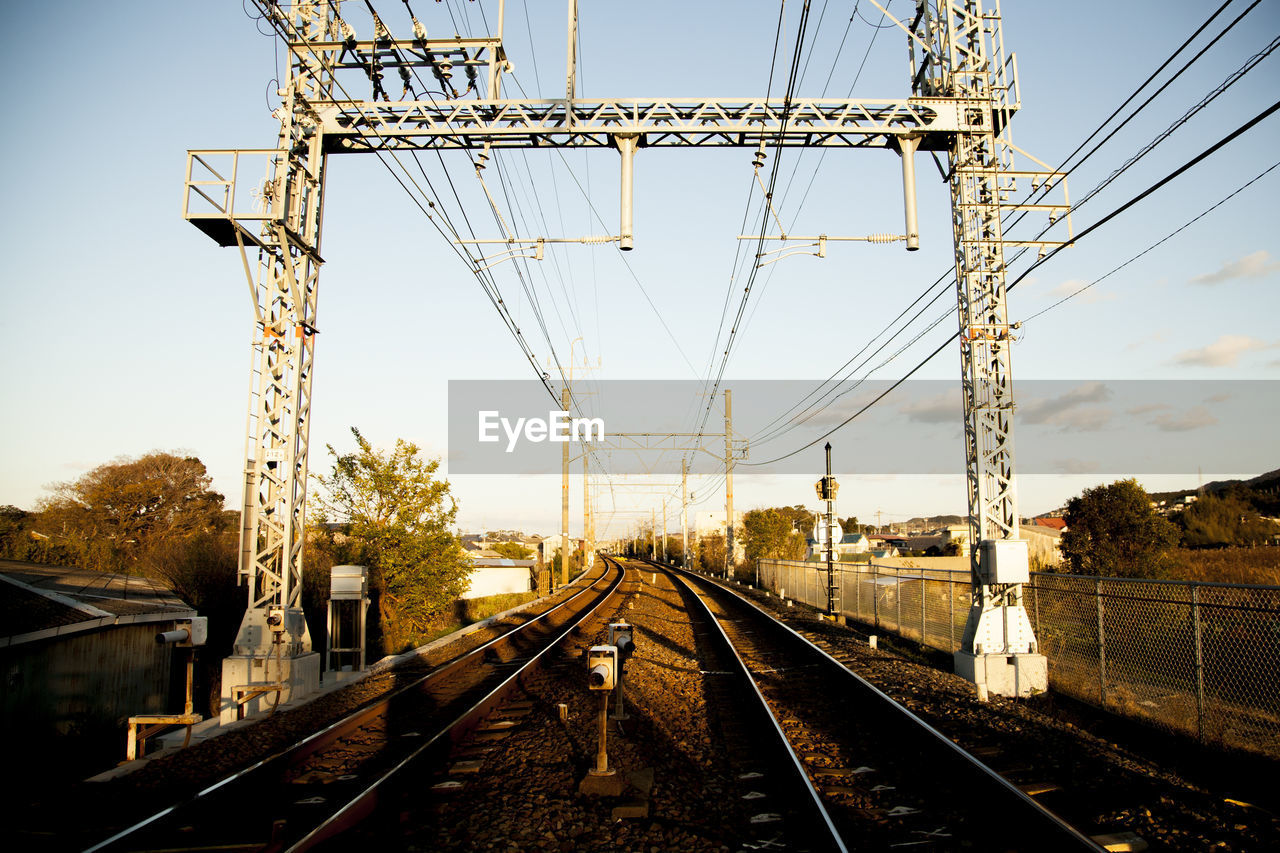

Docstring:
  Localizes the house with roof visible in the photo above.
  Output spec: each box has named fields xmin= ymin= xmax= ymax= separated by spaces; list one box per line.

xmin=805 ymin=516 xmax=871 ymax=560
xmin=0 ymin=560 xmax=198 ymax=777
xmin=463 ymin=551 xmax=537 ymax=599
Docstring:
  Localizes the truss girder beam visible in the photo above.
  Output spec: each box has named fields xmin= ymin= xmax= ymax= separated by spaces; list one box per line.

xmin=316 ymin=97 xmax=974 ymax=151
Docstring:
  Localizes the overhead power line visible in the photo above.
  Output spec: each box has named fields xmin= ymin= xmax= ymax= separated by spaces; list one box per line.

xmin=742 ymin=97 xmax=1280 ymax=467
xmin=749 ymin=1 xmax=1272 ymax=450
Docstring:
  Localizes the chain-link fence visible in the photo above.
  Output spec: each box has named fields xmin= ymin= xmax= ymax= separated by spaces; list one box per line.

xmin=756 ymin=559 xmax=1280 ymax=758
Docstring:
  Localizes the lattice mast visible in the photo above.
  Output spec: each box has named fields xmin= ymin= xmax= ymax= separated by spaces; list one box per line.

xmin=908 ymin=0 xmax=1045 ymax=690
xmin=236 ymin=0 xmax=338 ymax=654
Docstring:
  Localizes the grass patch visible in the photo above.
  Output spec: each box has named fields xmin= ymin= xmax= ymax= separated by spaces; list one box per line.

xmin=407 ymin=590 xmax=542 ymax=649
xmin=1161 ymin=547 xmax=1280 ymax=586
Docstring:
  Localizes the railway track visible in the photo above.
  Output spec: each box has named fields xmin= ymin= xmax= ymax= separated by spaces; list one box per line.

xmin=84 ymin=559 xmax=626 ymax=853
xmin=657 ymin=559 xmax=1103 ymax=851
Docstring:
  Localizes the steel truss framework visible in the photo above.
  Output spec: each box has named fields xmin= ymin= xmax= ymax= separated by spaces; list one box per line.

xmin=188 ymin=1 xmax=1067 ymax=673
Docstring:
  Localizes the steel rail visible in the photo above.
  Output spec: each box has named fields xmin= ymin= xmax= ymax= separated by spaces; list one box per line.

xmin=84 ymin=561 xmax=624 ymax=853
xmin=653 ymin=559 xmax=1103 ymax=851
xmin=287 ymin=557 xmax=627 ymax=851
xmin=661 ymin=562 xmax=848 ymax=853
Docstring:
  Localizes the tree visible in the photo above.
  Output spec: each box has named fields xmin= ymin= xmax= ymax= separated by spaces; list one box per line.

xmin=1060 ymin=479 xmax=1180 ymax=578
xmin=33 ymin=453 xmax=226 ymax=572
xmin=840 ymin=516 xmax=874 ymax=535
xmin=698 ymin=535 xmax=725 ymax=574
xmin=741 ymin=507 xmax=807 ymax=562
xmin=312 ymin=428 xmax=469 ymax=653
xmin=492 ymin=541 xmax=534 ymax=560
xmin=1176 ymin=491 xmax=1277 ymax=548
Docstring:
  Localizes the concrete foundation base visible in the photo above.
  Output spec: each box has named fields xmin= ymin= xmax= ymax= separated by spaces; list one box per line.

xmin=954 ymin=651 xmax=1047 ymax=698
xmin=579 ymin=769 xmax=627 ymax=796
xmin=219 ymin=651 xmax=320 ymax=724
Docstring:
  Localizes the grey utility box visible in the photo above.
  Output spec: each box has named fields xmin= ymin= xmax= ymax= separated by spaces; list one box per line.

xmin=978 ymin=538 xmax=1030 ymax=585
xmin=331 ymin=564 xmax=368 ymax=598
xmin=327 ymin=565 xmax=370 ymax=673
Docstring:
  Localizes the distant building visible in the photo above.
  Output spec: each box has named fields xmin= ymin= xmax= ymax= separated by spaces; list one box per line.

xmin=463 ymin=553 xmax=536 ymax=599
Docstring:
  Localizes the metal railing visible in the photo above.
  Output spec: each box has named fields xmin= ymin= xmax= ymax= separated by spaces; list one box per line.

xmin=757 ymin=559 xmax=1280 ymax=758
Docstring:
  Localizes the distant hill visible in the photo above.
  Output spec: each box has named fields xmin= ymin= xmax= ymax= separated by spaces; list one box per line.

xmin=897 ymin=514 xmax=965 ymax=531
xmin=1148 ymin=468 xmax=1280 ymax=504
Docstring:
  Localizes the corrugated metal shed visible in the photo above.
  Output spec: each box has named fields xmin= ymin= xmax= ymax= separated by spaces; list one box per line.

xmin=0 ymin=560 xmax=198 ymax=774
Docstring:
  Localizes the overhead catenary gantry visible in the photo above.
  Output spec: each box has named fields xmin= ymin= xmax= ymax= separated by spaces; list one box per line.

xmin=184 ymin=0 xmax=1070 ymax=710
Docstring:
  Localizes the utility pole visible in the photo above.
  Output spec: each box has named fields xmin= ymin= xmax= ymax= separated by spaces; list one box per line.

xmin=724 ymin=389 xmax=734 ymax=580
xmin=583 ymin=447 xmax=591 ymax=571
xmin=661 ymin=501 xmax=667 ymax=564
xmin=816 ymin=443 xmax=840 ymax=616
xmin=681 ymin=459 xmax=689 ymax=568
xmin=561 ymin=384 xmax=571 ymax=590
xmin=650 ymin=508 xmax=656 ymax=561
xmin=565 ymin=0 xmax=577 ymax=106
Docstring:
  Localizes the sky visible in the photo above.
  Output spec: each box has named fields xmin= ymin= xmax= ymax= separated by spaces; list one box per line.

xmin=1 ymin=1 xmax=1277 ymax=543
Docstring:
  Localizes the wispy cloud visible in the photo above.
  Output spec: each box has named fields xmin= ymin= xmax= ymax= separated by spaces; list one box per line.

xmin=1150 ymin=405 xmax=1218 ymax=433
xmin=1125 ymin=329 xmax=1168 ymax=351
xmin=1047 ymin=279 xmax=1116 ymax=304
xmin=898 ymin=389 xmax=962 ymax=424
xmin=1054 ymin=458 xmax=1100 ymax=475
xmin=1174 ymin=335 xmax=1277 ymax=368
xmin=1021 ymin=382 xmax=1114 ymax=431
xmin=1127 ymin=402 xmax=1172 ymax=416
xmin=1189 ymin=250 xmax=1280 ymax=285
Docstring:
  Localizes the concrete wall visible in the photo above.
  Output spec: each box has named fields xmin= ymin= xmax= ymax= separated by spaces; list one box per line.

xmin=875 ymin=555 xmax=970 ymax=572
xmin=462 ymin=566 xmax=533 ymax=599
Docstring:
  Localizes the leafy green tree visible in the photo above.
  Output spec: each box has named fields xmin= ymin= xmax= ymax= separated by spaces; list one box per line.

xmin=840 ymin=516 xmax=874 ymax=535
xmin=742 ymin=507 xmax=808 ymax=562
xmin=32 ymin=453 xmax=226 ymax=572
xmin=492 ymin=541 xmax=534 ymax=560
xmin=698 ymin=534 xmax=725 ymax=573
xmin=1176 ymin=492 xmax=1277 ymax=548
xmin=312 ymin=428 xmax=469 ymax=653
xmin=1060 ymin=479 xmax=1180 ymax=578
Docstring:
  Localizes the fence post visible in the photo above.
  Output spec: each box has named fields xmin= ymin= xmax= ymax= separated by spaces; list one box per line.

xmin=1192 ymin=585 xmax=1206 ymax=743
xmin=921 ymin=574 xmax=928 ymax=645
xmin=1096 ymin=578 xmax=1107 ymax=708
xmin=1032 ymin=577 xmax=1041 ymax=639
xmin=896 ymin=569 xmax=903 ymax=634
xmin=873 ymin=563 xmax=880 ymax=629
xmin=855 ymin=560 xmax=865 ymax=614
xmin=948 ymin=570 xmax=955 ymax=650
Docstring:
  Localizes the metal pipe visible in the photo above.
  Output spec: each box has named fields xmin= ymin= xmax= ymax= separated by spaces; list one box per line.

xmin=898 ymin=135 xmax=921 ymax=251
xmin=596 ymin=692 xmax=609 ymax=773
xmin=617 ymin=134 xmax=638 ymax=250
